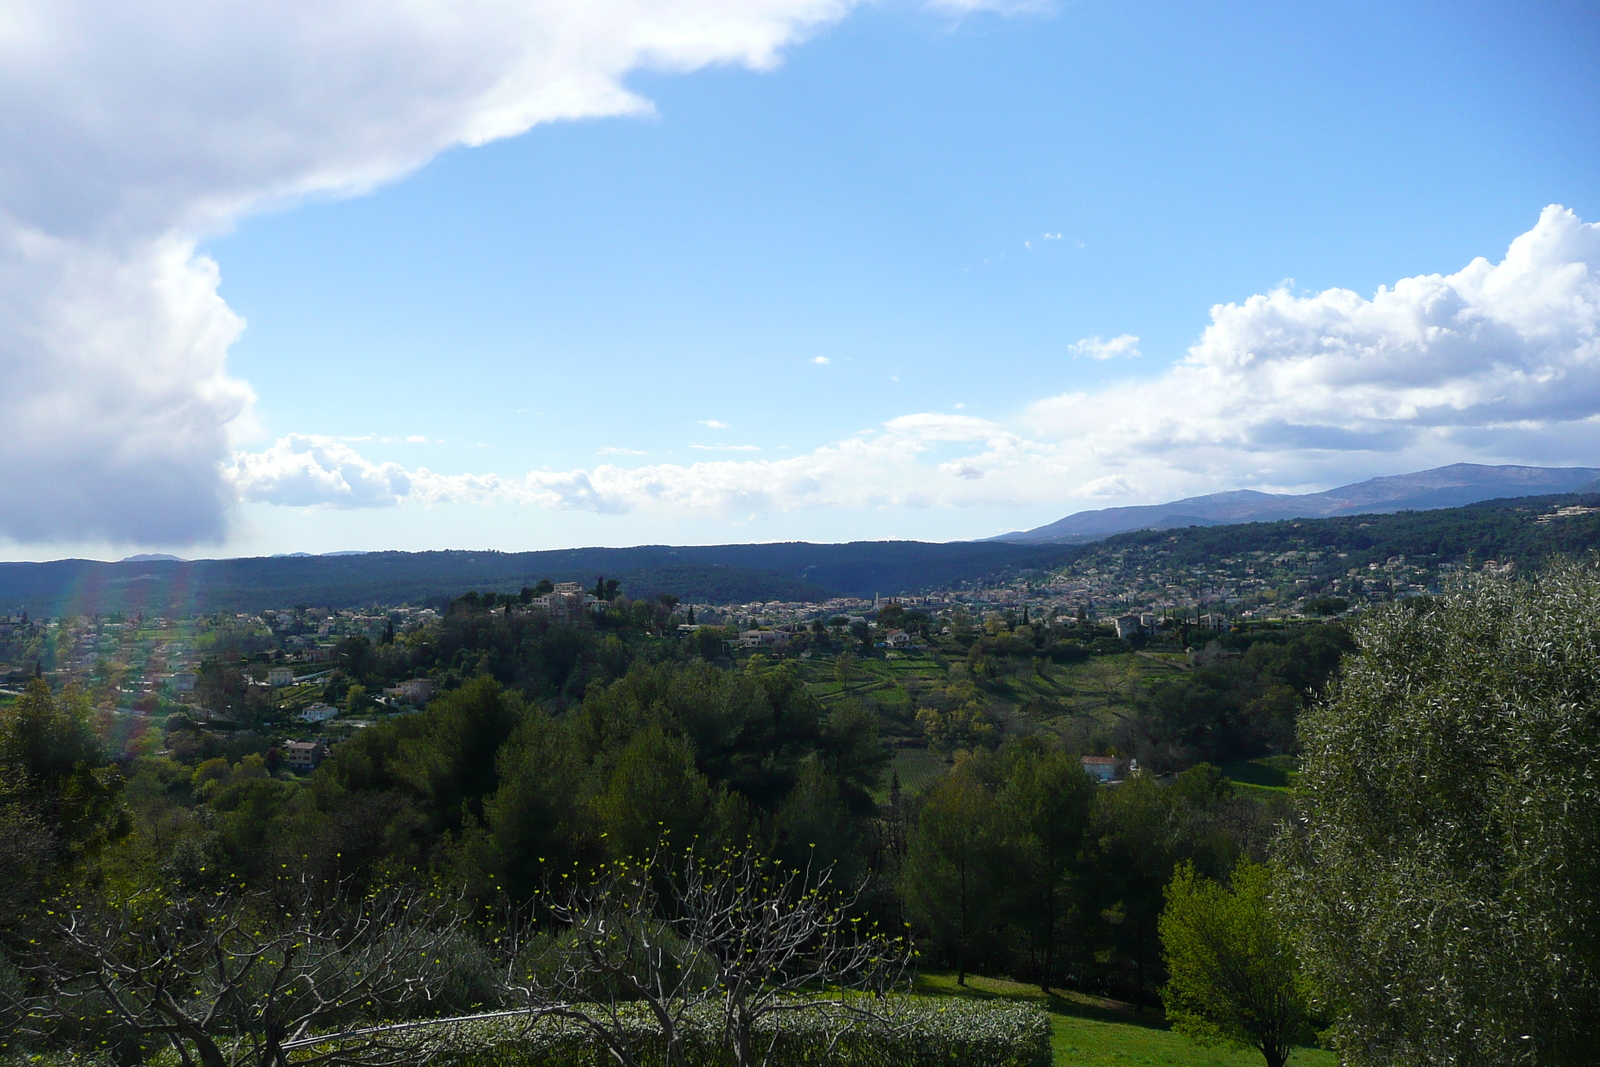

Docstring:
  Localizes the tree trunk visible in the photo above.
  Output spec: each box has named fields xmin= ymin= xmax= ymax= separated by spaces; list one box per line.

xmin=259 ymin=1016 xmax=288 ymax=1067
xmin=151 ymin=999 xmax=229 ymax=1067
xmin=1039 ymin=885 xmax=1054 ymax=996
xmin=957 ymin=855 xmax=968 ymax=986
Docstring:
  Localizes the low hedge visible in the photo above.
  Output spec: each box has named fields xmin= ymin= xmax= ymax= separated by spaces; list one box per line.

xmin=384 ymin=996 xmax=1050 ymax=1067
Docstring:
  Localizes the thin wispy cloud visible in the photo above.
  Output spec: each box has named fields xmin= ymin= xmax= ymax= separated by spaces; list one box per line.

xmin=1070 ymin=334 xmax=1142 ymax=360
xmin=926 ymin=0 xmax=1057 ymax=17
xmin=698 ymin=419 xmax=731 ymax=430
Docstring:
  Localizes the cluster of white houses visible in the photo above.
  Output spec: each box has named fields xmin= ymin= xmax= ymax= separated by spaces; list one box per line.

xmin=727 ymin=625 xmax=918 ymax=651
xmin=1110 ymin=612 xmax=1229 ymax=639
xmin=528 ymin=582 xmax=605 ymax=622
xmin=1079 ymin=754 xmax=1139 ymax=783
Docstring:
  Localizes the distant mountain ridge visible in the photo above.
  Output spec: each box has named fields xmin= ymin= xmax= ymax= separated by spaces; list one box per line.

xmin=988 ymin=464 xmax=1600 ymax=543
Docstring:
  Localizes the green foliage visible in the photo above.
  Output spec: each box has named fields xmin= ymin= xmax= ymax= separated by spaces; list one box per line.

xmin=1083 ymin=774 xmax=1181 ymax=996
xmin=0 ymin=680 xmax=123 ymax=873
xmin=1168 ymin=764 xmax=1233 ymax=808
xmin=390 ymin=676 xmax=526 ymax=829
xmin=573 ymin=659 xmax=873 ymax=812
xmin=916 ymin=699 xmax=1000 ymax=751
xmin=1159 ymin=861 xmax=1308 ymax=1067
xmin=997 ymin=746 xmax=1096 ymax=992
xmin=1134 ymin=626 xmax=1353 ymax=768
xmin=1078 ymin=765 xmax=1287 ymax=1003
xmin=1 ymin=580 xmax=1323 ymax=1061
xmin=902 ymin=762 xmax=1008 ymax=985
xmin=0 ymin=771 xmax=53 ymax=926
xmin=773 ymin=759 xmax=858 ymax=876
xmin=1283 ymin=561 xmax=1600 ymax=1066
xmin=0 ymin=680 xmax=102 ymax=783
xmin=483 ymin=707 xmax=593 ymax=897
xmin=1304 ymin=597 xmax=1347 ymax=617
xmin=594 ymin=726 xmax=721 ymax=860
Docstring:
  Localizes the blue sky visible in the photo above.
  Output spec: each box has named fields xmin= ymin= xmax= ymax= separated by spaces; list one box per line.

xmin=2 ymin=0 xmax=1598 ymax=558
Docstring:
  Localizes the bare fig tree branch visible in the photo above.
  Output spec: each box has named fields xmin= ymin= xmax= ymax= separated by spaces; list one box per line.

xmin=502 ymin=839 xmax=915 ymax=1067
xmin=11 ymin=877 xmax=473 ymax=1067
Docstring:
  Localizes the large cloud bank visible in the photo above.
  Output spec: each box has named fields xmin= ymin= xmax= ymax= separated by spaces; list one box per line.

xmin=235 ymin=205 xmax=1600 ymax=518
xmin=0 ymin=0 xmax=855 ymax=543
xmin=1021 ymin=204 xmax=1600 ymax=500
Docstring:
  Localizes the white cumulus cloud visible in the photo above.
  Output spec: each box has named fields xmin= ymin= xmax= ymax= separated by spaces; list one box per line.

xmin=0 ymin=0 xmax=859 ymax=544
xmin=226 ymin=206 xmax=1600 ymax=522
xmin=230 ymin=435 xmax=415 ymax=509
xmin=1028 ymin=204 xmax=1600 ymax=495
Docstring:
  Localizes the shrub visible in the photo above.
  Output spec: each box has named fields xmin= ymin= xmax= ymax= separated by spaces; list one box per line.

xmin=365 ymin=996 xmax=1051 ymax=1067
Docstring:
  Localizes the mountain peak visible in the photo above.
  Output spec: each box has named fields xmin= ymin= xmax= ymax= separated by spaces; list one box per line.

xmin=990 ymin=464 xmax=1600 ymax=543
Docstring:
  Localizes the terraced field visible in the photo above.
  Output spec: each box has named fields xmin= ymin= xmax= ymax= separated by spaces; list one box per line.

xmin=794 ymin=646 xmax=1198 ymax=796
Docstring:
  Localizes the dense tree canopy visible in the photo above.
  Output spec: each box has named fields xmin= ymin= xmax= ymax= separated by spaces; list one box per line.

xmin=1284 ymin=562 xmax=1600 ymax=1066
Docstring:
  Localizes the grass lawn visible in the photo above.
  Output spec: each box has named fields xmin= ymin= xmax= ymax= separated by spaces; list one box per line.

xmin=915 ymin=971 xmax=1334 ymax=1067
xmin=1219 ymin=756 xmax=1298 ymax=798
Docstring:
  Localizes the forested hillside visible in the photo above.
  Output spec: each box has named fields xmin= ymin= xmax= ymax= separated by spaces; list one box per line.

xmin=1075 ymin=491 xmax=1600 ymax=573
xmin=0 ymin=540 xmax=1075 ymax=617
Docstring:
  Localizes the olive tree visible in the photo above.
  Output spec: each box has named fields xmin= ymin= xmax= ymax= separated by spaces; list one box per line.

xmin=1281 ymin=562 xmax=1600 ymax=1066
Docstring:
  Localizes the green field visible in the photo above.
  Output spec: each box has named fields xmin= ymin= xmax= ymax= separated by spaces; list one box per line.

xmin=1217 ymin=755 xmax=1298 ymax=797
xmin=917 ymin=972 xmax=1334 ymax=1067
xmin=880 ymin=745 xmax=950 ymax=800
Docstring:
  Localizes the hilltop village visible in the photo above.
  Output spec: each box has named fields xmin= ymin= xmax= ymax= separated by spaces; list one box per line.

xmin=0 ymin=549 xmax=1423 ymax=716
xmin=0 ymin=533 xmax=1509 ymax=716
